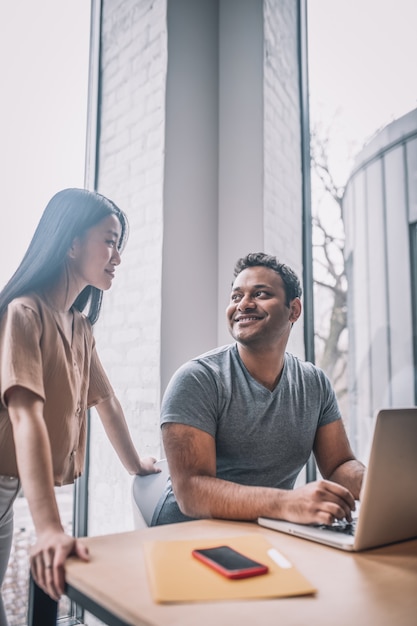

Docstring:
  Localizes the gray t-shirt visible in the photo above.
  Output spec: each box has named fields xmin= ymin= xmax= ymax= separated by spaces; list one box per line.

xmin=152 ymin=343 xmax=341 ymax=525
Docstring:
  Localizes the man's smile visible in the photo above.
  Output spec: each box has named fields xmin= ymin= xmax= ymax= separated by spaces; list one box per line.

xmin=234 ymin=315 xmax=262 ymax=323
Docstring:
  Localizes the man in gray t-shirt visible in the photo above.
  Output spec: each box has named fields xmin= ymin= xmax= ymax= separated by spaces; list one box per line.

xmin=153 ymin=253 xmax=364 ymax=526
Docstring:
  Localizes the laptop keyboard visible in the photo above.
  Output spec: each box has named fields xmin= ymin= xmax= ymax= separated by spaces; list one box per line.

xmin=316 ymin=518 xmax=357 ymax=536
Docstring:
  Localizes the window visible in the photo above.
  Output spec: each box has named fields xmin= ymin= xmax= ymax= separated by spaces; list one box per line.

xmin=0 ymin=2 xmax=90 ymax=623
xmin=307 ymin=0 xmax=417 ymax=461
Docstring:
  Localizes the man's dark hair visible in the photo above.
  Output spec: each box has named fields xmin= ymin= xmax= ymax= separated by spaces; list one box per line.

xmin=233 ymin=252 xmax=302 ymax=306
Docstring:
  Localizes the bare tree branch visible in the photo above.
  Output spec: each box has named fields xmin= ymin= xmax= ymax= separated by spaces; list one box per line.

xmin=310 ymin=123 xmax=348 ymax=404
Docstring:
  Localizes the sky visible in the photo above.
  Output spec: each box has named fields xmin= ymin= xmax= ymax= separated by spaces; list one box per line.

xmin=307 ymin=0 xmax=417 ymax=186
xmin=0 ymin=1 xmax=90 ymax=288
xmin=1 ymin=0 xmax=416 ymax=290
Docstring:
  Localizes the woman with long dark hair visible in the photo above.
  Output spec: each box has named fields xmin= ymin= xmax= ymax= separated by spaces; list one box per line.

xmin=0 ymin=188 xmax=158 ymax=624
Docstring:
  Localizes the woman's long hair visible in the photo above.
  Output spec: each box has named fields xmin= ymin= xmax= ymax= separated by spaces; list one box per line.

xmin=0 ymin=188 xmax=128 ymax=324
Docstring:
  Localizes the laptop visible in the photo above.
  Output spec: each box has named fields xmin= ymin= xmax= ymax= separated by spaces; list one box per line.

xmin=258 ymin=407 xmax=417 ymax=551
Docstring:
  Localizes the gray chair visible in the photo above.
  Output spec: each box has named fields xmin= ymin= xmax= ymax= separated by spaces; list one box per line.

xmin=131 ymin=459 xmax=169 ymax=528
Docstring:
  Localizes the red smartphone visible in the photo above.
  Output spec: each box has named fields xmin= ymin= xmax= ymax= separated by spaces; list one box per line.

xmin=192 ymin=545 xmax=269 ymax=579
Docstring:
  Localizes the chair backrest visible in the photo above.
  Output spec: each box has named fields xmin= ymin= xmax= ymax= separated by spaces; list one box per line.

xmin=131 ymin=459 xmax=169 ymax=528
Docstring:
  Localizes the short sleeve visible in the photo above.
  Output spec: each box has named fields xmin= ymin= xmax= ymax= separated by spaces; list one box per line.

xmin=0 ymin=301 xmax=46 ymax=407
xmin=316 ymin=367 xmax=341 ymax=427
xmin=160 ymin=360 xmax=220 ymax=437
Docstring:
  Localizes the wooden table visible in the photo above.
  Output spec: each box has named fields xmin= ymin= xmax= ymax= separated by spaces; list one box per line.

xmin=64 ymin=519 xmax=417 ymax=626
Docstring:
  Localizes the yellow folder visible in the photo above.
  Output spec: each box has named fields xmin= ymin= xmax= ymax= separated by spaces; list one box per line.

xmin=143 ymin=533 xmax=316 ymax=603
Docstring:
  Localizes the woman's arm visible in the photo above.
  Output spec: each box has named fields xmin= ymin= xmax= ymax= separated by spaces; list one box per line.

xmin=7 ymin=386 xmax=89 ymax=601
xmin=95 ymin=395 xmax=159 ymax=475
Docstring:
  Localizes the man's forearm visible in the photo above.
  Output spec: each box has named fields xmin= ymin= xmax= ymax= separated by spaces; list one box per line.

xmin=327 ymin=459 xmax=366 ymax=500
xmin=174 ymin=473 xmax=358 ymax=525
xmin=175 ymin=475 xmax=281 ymax=521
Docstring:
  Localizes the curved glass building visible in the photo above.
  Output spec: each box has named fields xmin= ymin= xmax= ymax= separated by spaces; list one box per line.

xmin=343 ymin=108 xmax=417 ymax=459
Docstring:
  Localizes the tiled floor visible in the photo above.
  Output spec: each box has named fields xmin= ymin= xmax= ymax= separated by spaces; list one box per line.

xmin=3 ymin=487 xmax=76 ymax=625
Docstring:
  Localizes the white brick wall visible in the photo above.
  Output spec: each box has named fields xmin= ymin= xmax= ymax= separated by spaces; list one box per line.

xmin=264 ymin=0 xmax=305 ymax=357
xmin=87 ymin=0 xmax=305 ymax=535
xmin=264 ymin=0 xmax=303 ymax=271
xmin=88 ymin=0 xmax=167 ymax=535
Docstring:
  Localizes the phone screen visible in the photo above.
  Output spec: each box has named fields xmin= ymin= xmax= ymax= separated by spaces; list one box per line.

xmin=192 ymin=545 xmax=269 ymax=579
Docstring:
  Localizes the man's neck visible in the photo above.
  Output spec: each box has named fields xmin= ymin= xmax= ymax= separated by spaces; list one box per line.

xmin=237 ymin=343 xmax=286 ymax=391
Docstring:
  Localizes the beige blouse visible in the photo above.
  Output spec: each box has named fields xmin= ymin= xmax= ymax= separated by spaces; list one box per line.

xmin=0 ymin=294 xmax=114 ymax=485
